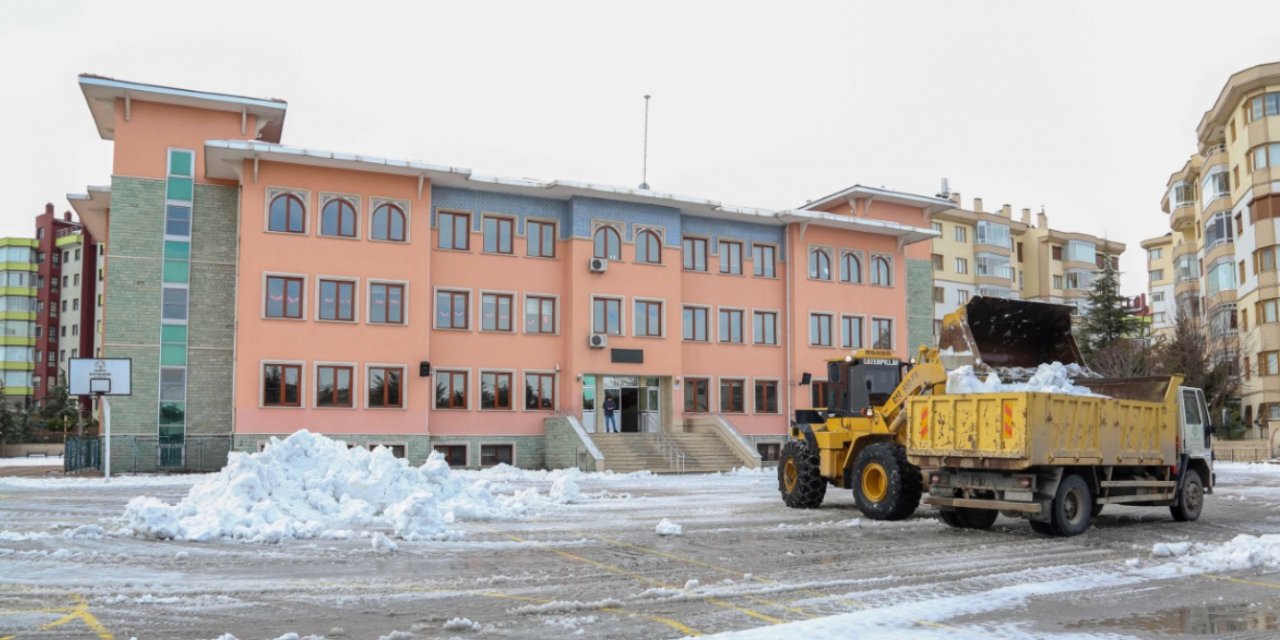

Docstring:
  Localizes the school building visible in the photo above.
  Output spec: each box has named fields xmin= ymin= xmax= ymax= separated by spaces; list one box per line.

xmin=68 ymin=75 xmax=949 ymax=472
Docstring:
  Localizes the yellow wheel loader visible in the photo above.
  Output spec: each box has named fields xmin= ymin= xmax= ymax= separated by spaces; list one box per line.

xmin=778 ymin=297 xmax=1083 ymax=520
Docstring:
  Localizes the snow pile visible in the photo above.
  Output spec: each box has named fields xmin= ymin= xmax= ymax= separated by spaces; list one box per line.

xmin=655 ymin=518 xmax=683 ymax=536
xmin=122 ymin=430 xmax=532 ymax=543
xmin=442 ymin=617 xmax=482 ymax=631
xmin=946 ymin=362 xmax=1101 ymax=396
xmin=549 ymin=475 xmax=580 ymax=503
xmin=1150 ymin=534 xmax=1280 ymax=573
xmin=371 ymin=532 xmax=398 ymax=554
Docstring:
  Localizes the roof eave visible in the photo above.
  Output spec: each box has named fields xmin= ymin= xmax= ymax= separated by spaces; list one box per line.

xmin=79 ymin=75 xmax=288 ymax=142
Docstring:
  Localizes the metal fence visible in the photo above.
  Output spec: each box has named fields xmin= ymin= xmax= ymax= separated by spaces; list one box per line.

xmin=64 ymin=436 xmax=101 ymax=473
xmin=64 ymin=435 xmax=233 ymax=473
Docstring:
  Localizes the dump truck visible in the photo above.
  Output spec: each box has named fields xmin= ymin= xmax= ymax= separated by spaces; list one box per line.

xmin=779 ymin=297 xmax=1213 ymax=537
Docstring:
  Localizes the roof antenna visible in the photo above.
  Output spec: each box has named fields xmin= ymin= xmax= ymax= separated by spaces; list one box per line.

xmin=639 ymin=94 xmax=651 ymax=190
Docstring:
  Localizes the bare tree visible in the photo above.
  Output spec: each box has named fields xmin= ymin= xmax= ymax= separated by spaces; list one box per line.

xmin=1160 ymin=310 xmax=1244 ymax=423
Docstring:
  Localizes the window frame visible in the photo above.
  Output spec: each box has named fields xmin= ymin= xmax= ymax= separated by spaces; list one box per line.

xmin=369 ymin=280 xmax=409 ymax=325
xmin=370 ymin=199 xmax=410 ymax=243
xmin=809 ymin=311 xmax=834 ymax=347
xmin=314 ymin=362 xmax=355 ymax=409
xmin=482 ymin=214 xmax=516 ymax=255
xmin=682 ymin=236 xmax=709 ymax=272
xmin=871 ymin=316 xmax=894 ymax=350
xmin=479 ymin=370 xmax=515 ymax=411
xmin=840 ymin=251 xmax=863 ymax=284
xmin=591 ymin=295 xmax=625 ymax=336
xmin=633 ymin=297 xmax=665 ymax=338
xmin=684 ymin=377 xmax=711 ymax=413
xmin=433 ymin=287 xmax=469 ymax=330
xmin=752 ymin=243 xmax=777 ymax=278
xmin=261 ymin=361 xmax=304 ymax=408
xmin=315 ymin=276 xmax=358 ymax=323
xmin=433 ymin=443 xmax=469 ymax=467
xmin=593 ymin=224 xmax=623 ymax=260
xmin=718 ymin=306 xmax=745 ymax=344
xmin=479 ymin=290 xmax=516 ymax=333
xmin=682 ymin=304 xmax=711 ymax=342
xmin=524 ymin=371 xmax=557 ymax=411
xmin=523 ymin=293 xmax=559 ymax=335
xmin=436 ymin=209 xmax=471 ymax=251
xmin=753 ymin=378 xmax=780 ymax=414
xmin=753 ymin=309 xmax=779 ymax=346
xmin=954 ymin=257 xmax=968 ymax=275
xmin=719 ymin=240 xmax=743 ymax=275
xmin=263 ymin=274 xmax=306 ymax=320
xmin=365 ymin=364 xmax=406 ymax=409
xmin=318 ymin=194 xmax=360 ymax=239
xmin=526 ymin=218 xmax=557 ymax=258
xmin=808 ymin=246 xmax=833 ymax=281
xmin=841 ymin=314 xmax=865 ymax=350
xmin=480 ymin=443 xmax=516 ymax=467
xmin=719 ymin=377 xmax=745 ymax=413
xmin=635 ymin=228 xmax=663 ymax=265
xmin=434 ymin=368 xmax=469 ymax=410
xmin=265 ymin=189 xmax=308 ymax=235
xmin=870 ymin=254 xmax=893 ymax=287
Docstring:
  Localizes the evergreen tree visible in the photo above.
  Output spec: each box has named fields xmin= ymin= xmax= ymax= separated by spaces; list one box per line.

xmin=1080 ymin=256 xmax=1134 ymax=357
xmin=38 ymin=382 xmax=82 ymax=439
xmin=0 ymin=385 xmax=19 ymax=444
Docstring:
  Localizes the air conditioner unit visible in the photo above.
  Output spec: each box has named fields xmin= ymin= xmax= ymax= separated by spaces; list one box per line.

xmin=589 ymin=257 xmax=609 ymax=273
xmin=588 ymin=333 xmax=608 ymax=349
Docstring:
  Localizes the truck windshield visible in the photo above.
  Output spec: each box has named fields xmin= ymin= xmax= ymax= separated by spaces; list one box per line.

xmin=864 ymin=366 xmax=900 ymax=397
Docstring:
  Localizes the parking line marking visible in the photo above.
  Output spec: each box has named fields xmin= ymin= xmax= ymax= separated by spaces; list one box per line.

xmin=506 ymin=533 xmax=784 ymax=625
xmin=1203 ymin=573 xmax=1280 ymax=590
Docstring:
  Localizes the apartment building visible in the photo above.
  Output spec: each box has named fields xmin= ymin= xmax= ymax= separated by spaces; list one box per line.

xmin=32 ymin=204 xmax=99 ymax=400
xmin=0 ymin=237 xmax=38 ymax=408
xmin=1141 ymin=233 xmax=1176 ymax=338
xmin=929 ymin=194 xmax=1124 ymax=336
xmin=1159 ymin=61 xmax=1280 ymax=430
xmin=68 ymin=75 xmax=947 ymax=471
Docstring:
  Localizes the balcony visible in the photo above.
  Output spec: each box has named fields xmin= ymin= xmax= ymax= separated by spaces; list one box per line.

xmin=1202 ymin=143 xmax=1228 ymax=165
xmin=1170 ymin=202 xmax=1196 ymax=231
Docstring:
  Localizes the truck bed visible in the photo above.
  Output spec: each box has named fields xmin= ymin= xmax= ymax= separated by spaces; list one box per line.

xmin=906 ymin=384 xmax=1175 ymax=471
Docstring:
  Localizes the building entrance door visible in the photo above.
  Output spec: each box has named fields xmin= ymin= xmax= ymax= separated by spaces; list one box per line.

xmin=600 ymin=376 xmax=662 ymax=434
xmin=620 ymin=387 xmax=640 ymax=432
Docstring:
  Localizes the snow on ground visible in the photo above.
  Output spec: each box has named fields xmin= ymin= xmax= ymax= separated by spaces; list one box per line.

xmin=0 ymin=456 xmax=62 ymax=467
xmin=655 ymin=518 xmax=683 ymax=536
xmin=120 ymin=430 xmax=575 ymax=543
xmin=947 ymin=362 xmax=1101 ymax=396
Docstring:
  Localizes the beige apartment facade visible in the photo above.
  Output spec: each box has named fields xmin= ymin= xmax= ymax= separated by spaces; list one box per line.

xmin=1159 ymin=61 xmax=1280 ymax=430
xmin=929 ymin=193 xmax=1123 ymax=338
xmin=1141 ymin=233 xmax=1176 ymax=339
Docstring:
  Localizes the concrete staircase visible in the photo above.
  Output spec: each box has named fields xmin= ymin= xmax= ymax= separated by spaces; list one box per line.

xmin=592 ymin=431 xmax=744 ymax=473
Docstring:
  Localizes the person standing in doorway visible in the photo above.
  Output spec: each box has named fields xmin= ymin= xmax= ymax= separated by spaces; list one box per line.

xmin=604 ymin=395 xmax=618 ymax=433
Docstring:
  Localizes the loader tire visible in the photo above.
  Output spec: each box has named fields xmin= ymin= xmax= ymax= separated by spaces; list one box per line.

xmin=1171 ymin=472 xmax=1204 ymax=522
xmin=778 ymin=440 xmax=826 ymax=509
xmin=852 ymin=442 xmax=922 ymax=521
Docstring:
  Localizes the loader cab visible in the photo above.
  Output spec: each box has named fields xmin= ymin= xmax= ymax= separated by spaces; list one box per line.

xmin=824 ymin=350 xmax=902 ymax=418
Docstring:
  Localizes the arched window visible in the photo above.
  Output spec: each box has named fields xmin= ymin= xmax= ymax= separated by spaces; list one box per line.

xmin=840 ymin=252 xmax=861 ymax=283
xmin=808 ymin=248 xmax=831 ymax=280
xmin=268 ymin=193 xmax=305 ymax=233
xmin=371 ymin=203 xmax=406 ymax=242
xmin=320 ymin=198 xmax=357 ymax=238
xmin=594 ymin=226 xmax=621 ymax=260
xmin=871 ymin=256 xmax=892 ymax=286
xmin=635 ymin=229 xmax=662 ymax=264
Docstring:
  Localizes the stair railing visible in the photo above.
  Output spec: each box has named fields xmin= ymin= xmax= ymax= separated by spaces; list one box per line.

xmin=654 ymin=429 xmax=687 ymax=473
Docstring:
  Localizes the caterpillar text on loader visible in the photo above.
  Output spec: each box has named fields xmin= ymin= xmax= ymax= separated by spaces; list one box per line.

xmin=779 ymin=297 xmax=1212 ymax=536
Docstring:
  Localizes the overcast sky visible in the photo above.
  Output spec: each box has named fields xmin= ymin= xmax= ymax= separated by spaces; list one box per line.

xmin=2 ymin=0 xmax=1279 ymax=295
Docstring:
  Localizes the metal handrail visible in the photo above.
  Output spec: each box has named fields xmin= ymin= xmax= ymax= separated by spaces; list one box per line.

xmin=654 ymin=430 xmax=687 ymax=473
xmin=1203 ymin=143 xmax=1227 ymax=158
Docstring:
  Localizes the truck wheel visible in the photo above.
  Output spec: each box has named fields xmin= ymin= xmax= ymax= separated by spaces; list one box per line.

xmin=778 ymin=440 xmax=826 ymax=509
xmin=852 ymin=442 xmax=922 ymax=520
xmin=939 ymin=507 xmax=997 ymax=530
xmin=1050 ymin=474 xmax=1093 ymax=537
xmin=1171 ymin=472 xmax=1204 ymax=522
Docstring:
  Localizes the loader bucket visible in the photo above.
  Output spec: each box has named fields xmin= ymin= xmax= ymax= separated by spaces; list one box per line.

xmin=938 ymin=296 xmax=1082 ymax=368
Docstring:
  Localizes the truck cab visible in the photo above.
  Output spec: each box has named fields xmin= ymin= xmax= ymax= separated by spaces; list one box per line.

xmin=1177 ymin=386 xmax=1214 ymax=494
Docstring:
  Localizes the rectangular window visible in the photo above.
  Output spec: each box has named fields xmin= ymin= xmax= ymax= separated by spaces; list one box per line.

xmin=1148 ymin=269 xmax=1164 ymax=281
xmin=435 ymin=370 xmax=467 ymax=409
xmin=635 ymin=300 xmax=663 ymax=337
xmin=685 ymin=377 xmax=710 ymax=412
xmin=437 ymin=211 xmax=470 ymax=250
xmin=527 ymin=220 xmax=556 ymax=258
xmin=1053 ymin=275 xmax=1064 ymax=289
xmin=480 ymin=372 xmax=513 ymax=410
xmin=526 ymin=372 xmax=555 ymax=410
xmin=954 ymin=227 xmax=967 ymax=242
xmin=480 ymin=444 xmax=513 ymax=467
xmin=682 ymin=237 xmax=708 ymax=271
xmin=159 ymin=367 xmax=185 ymax=402
xmin=954 ymin=258 xmax=968 ymax=274
xmin=810 ymin=313 xmax=833 ymax=347
xmin=757 ymin=442 xmax=781 ymax=461
xmin=682 ymin=306 xmax=709 ymax=341
xmin=752 ymin=244 xmax=776 ymax=278
xmin=872 ymin=318 xmax=893 ymax=349
xmin=1258 ymin=299 xmax=1280 ymax=324
xmin=933 ymin=286 xmax=945 ymax=303
xmin=841 ymin=315 xmax=864 ymax=349
xmin=754 ymin=380 xmax=778 ymax=414
xmin=1052 ymin=245 xmax=1063 ymax=261
xmin=931 ymin=222 xmax=942 ymax=233
xmin=812 ymin=381 xmax=829 ymax=408
xmin=162 ymin=286 xmax=188 ymax=322
xmin=1262 ymin=351 xmax=1280 ymax=377
xmin=719 ymin=241 xmax=743 ymax=275
xmin=434 ymin=289 xmax=467 ymax=329
xmin=525 ymin=295 xmax=556 ymax=334
xmin=317 ymin=279 xmax=355 ymax=321
xmin=718 ymin=308 xmax=744 ymax=343
xmin=931 ymin=254 xmax=943 ymax=270
xmin=264 ymin=276 xmax=304 ymax=319
xmin=368 ymin=366 xmax=404 ymax=408
xmin=165 ymin=205 xmax=191 ymax=237
xmin=593 ymin=297 xmax=623 ymax=335
xmin=753 ymin=310 xmax=777 ymax=345
xmin=481 ymin=293 xmax=514 ymax=332
xmin=316 ymin=365 xmax=353 ymax=408
xmin=482 ymin=216 xmax=514 ymax=254
xmin=434 ymin=444 xmax=468 ymax=467
xmin=263 ymin=363 xmax=301 ymax=407
xmin=719 ymin=379 xmax=744 ymax=413
xmin=371 ymin=283 xmax=407 ymax=325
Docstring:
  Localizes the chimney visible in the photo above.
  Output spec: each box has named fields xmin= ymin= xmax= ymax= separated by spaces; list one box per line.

xmin=62 ymin=211 xmax=71 ymax=221
xmin=1036 ymin=208 xmax=1048 ymax=229
xmin=973 ymin=197 xmax=983 ymax=213
xmin=1002 ymin=204 xmax=1012 ymax=217
xmin=44 ymin=203 xmax=54 ymax=215
xmin=950 ymin=192 xmax=961 ymax=206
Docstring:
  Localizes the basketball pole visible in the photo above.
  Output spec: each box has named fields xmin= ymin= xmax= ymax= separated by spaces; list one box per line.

xmin=99 ymin=393 xmax=110 ymax=481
